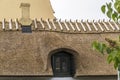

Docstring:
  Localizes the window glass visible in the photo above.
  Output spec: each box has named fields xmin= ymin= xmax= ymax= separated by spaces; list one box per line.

xmin=22 ymin=26 xmax=32 ymax=33
xmin=55 ymin=57 xmax=61 ymax=72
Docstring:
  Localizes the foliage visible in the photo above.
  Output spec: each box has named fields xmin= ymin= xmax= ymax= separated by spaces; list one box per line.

xmin=92 ymin=37 xmax=120 ymax=69
xmin=92 ymin=0 xmax=120 ymax=70
xmin=101 ymin=0 xmax=120 ymax=21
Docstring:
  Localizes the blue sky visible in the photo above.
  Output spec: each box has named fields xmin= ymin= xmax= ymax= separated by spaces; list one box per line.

xmin=50 ymin=0 xmax=110 ymax=20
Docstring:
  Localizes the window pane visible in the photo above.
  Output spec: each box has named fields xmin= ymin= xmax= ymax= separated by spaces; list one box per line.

xmin=62 ymin=57 xmax=68 ymax=72
xmin=22 ymin=26 xmax=32 ymax=33
xmin=55 ymin=57 xmax=61 ymax=72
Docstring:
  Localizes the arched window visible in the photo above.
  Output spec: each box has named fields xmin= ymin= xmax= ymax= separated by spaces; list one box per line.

xmin=51 ymin=51 xmax=75 ymax=77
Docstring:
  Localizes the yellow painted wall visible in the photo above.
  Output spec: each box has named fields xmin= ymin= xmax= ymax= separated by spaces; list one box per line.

xmin=0 ymin=0 xmax=55 ymax=20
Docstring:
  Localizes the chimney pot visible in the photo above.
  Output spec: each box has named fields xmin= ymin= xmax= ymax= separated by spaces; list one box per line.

xmin=19 ymin=3 xmax=32 ymax=26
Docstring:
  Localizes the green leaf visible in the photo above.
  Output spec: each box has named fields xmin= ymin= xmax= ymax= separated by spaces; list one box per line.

xmin=107 ymin=10 xmax=112 ymax=18
xmin=92 ymin=41 xmax=106 ymax=54
xmin=107 ymin=55 xmax=113 ymax=64
xmin=92 ymin=37 xmax=120 ymax=69
xmin=114 ymin=57 xmax=119 ymax=69
xmin=110 ymin=49 xmax=118 ymax=58
xmin=97 ymin=43 xmax=106 ymax=54
xmin=114 ymin=62 xmax=118 ymax=69
xmin=119 ymin=36 xmax=120 ymax=42
xmin=92 ymin=41 xmax=98 ymax=50
xmin=112 ymin=11 xmax=118 ymax=21
xmin=118 ymin=16 xmax=120 ymax=19
xmin=106 ymin=2 xmax=112 ymax=9
xmin=116 ymin=0 xmax=120 ymax=1
xmin=117 ymin=54 xmax=120 ymax=62
xmin=114 ymin=1 xmax=120 ymax=13
xmin=101 ymin=5 xmax=106 ymax=14
xmin=106 ymin=47 xmax=112 ymax=54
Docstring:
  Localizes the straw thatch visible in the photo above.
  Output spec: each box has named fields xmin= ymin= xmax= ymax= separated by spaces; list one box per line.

xmin=0 ymin=19 xmax=119 ymax=76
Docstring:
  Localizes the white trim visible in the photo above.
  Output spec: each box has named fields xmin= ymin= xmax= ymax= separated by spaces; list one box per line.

xmin=85 ymin=20 xmax=92 ymax=31
xmin=9 ymin=19 xmax=12 ymax=30
xmin=58 ymin=19 xmax=63 ymax=31
xmin=108 ymin=20 xmax=115 ymax=30
xmin=102 ymin=20 xmax=110 ymax=31
xmin=2 ymin=19 xmax=5 ymax=30
xmin=118 ymin=70 xmax=119 ymax=80
xmin=79 ymin=20 xmax=86 ymax=31
xmin=40 ymin=18 xmax=45 ymax=29
xmin=69 ymin=21 xmax=75 ymax=31
xmin=63 ymin=20 xmax=70 ymax=31
xmin=113 ymin=21 xmax=120 ymax=30
xmin=34 ymin=18 xmax=38 ymax=29
xmin=51 ymin=19 xmax=57 ymax=30
xmin=97 ymin=21 xmax=104 ymax=31
xmin=46 ymin=19 xmax=52 ymax=30
xmin=15 ymin=19 xmax=19 ymax=30
xmin=75 ymin=20 xmax=80 ymax=31
xmin=92 ymin=20 xmax=98 ymax=31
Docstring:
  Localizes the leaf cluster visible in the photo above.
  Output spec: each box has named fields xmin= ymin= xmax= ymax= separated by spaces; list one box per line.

xmin=92 ymin=37 xmax=120 ymax=69
xmin=101 ymin=0 xmax=120 ymax=21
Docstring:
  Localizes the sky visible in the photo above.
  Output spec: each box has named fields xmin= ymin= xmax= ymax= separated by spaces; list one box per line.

xmin=50 ymin=0 xmax=110 ymax=20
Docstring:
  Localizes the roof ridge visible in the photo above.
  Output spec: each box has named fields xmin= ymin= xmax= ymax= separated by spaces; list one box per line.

xmin=0 ymin=18 xmax=119 ymax=33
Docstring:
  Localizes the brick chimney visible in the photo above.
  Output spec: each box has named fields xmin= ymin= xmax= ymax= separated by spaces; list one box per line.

xmin=19 ymin=3 xmax=32 ymax=26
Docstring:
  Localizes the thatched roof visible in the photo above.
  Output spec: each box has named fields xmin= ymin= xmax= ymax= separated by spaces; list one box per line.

xmin=0 ymin=19 xmax=118 ymax=76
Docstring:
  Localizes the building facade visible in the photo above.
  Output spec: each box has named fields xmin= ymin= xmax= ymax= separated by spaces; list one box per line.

xmin=0 ymin=0 xmax=119 ymax=80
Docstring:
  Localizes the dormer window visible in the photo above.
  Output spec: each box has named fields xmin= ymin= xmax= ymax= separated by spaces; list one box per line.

xmin=22 ymin=26 xmax=32 ymax=33
xmin=19 ymin=3 xmax=32 ymax=33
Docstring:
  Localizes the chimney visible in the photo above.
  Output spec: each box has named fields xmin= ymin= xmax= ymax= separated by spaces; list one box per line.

xmin=19 ymin=3 xmax=32 ymax=26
